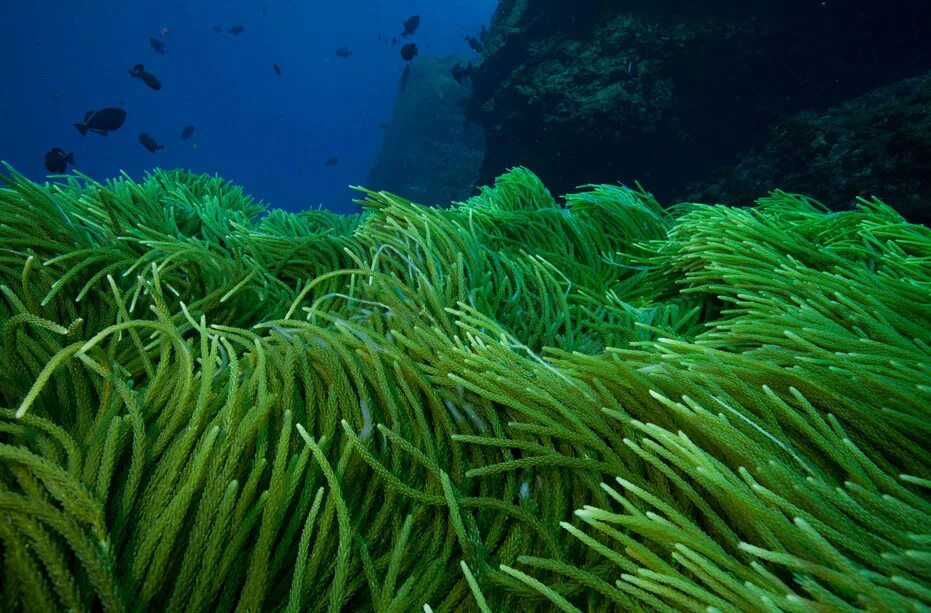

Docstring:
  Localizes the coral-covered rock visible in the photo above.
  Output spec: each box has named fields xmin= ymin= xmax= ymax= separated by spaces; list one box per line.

xmin=468 ymin=1 xmax=931 ymax=203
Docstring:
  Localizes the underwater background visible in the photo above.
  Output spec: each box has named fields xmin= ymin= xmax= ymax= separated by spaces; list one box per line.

xmin=3 ymin=1 xmax=931 ymax=221
xmin=1 ymin=0 xmax=495 ymax=212
xmin=1 ymin=1 xmax=930 ymax=611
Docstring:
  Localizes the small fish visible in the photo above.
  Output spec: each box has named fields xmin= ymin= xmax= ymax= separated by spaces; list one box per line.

xmin=391 ymin=37 xmax=398 ymax=46
xmin=451 ymin=61 xmax=473 ymax=83
xmin=324 ymin=156 xmax=338 ymax=167
xmin=149 ymin=37 xmax=165 ymax=54
xmin=402 ymin=15 xmax=420 ymax=37
xmin=139 ymin=133 xmax=164 ymax=153
xmin=335 ymin=47 xmax=352 ymax=58
xmin=74 ymin=107 xmax=126 ymax=136
xmin=626 ymin=58 xmax=639 ymax=78
xmin=213 ymin=25 xmax=222 ymax=33
xmin=181 ymin=125 xmax=195 ymax=139
xmin=44 ymin=148 xmax=74 ymax=173
xmin=261 ymin=7 xmax=267 ymax=16
xmin=160 ymin=26 xmax=171 ymax=38
xmin=229 ymin=25 xmax=244 ymax=35
xmin=129 ymin=64 xmax=162 ymax=90
xmin=465 ymin=35 xmax=483 ymax=53
xmin=273 ymin=63 xmax=281 ymax=75
xmin=400 ymin=43 xmax=418 ymax=61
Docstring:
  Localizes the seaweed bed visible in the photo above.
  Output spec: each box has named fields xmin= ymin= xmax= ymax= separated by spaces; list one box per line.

xmin=0 ymin=165 xmax=929 ymax=611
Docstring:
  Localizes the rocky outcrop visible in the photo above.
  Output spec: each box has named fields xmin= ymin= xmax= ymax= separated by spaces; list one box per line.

xmin=468 ymin=1 xmax=931 ymax=205
xmin=367 ymin=57 xmax=485 ymax=207
xmin=686 ymin=71 xmax=931 ymax=225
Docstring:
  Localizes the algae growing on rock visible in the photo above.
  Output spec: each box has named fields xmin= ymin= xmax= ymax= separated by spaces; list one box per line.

xmin=0 ymin=165 xmax=929 ymax=611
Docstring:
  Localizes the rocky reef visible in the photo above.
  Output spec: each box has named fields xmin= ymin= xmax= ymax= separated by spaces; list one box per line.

xmin=367 ymin=57 xmax=485 ymax=207
xmin=468 ymin=0 xmax=931 ymax=207
xmin=686 ymin=70 xmax=931 ymax=226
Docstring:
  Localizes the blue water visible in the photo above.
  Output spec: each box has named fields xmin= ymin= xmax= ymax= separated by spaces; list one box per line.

xmin=0 ymin=1 xmax=495 ymax=213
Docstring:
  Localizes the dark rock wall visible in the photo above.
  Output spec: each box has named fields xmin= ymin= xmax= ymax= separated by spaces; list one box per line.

xmin=367 ymin=57 xmax=486 ymax=207
xmin=468 ymin=1 xmax=931 ymax=204
xmin=687 ymin=71 xmax=931 ymax=226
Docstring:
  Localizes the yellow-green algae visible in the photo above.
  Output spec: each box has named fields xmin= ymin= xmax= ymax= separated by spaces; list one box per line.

xmin=0 ymin=164 xmax=928 ymax=611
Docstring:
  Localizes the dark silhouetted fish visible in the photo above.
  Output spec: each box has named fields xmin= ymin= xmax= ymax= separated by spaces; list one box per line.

xmin=229 ymin=25 xmax=244 ymax=35
xmin=402 ymin=15 xmax=420 ymax=37
xmin=451 ymin=62 xmax=473 ymax=83
xmin=74 ymin=107 xmax=126 ymax=136
xmin=261 ymin=7 xmax=267 ymax=16
xmin=465 ymin=36 xmax=483 ymax=53
xmin=129 ymin=64 xmax=162 ymax=90
xmin=149 ymin=37 xmax=165 ymax=54
xmin=139 ymin=133 xmax=164 ymax=153
xmin=400 ymin=43 xmax=418 ymax=61
xmin=213 ymin=25 xmax=222 ymax=33
xmin=324 ymin=157 xmax=338 ymax=167
xmin=44 ymin=148 xmax=74 ymax=173
xmin=391 ymin=37 xmax=398 ymax=46
xmin=181 ymin=125 xmax=195 ymax=139
xmin=273 ymin=63 xmax=281 ymax=75
xmin=336 ymin=47 xmax=352 ymax=58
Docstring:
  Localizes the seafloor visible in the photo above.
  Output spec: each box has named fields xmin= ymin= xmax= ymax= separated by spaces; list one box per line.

xmin=0 ymin=166 xmax=928 ymax=611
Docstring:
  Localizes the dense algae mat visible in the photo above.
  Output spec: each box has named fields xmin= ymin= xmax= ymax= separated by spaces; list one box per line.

xmin=0 ymin=165 xmax=929 ymax=612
